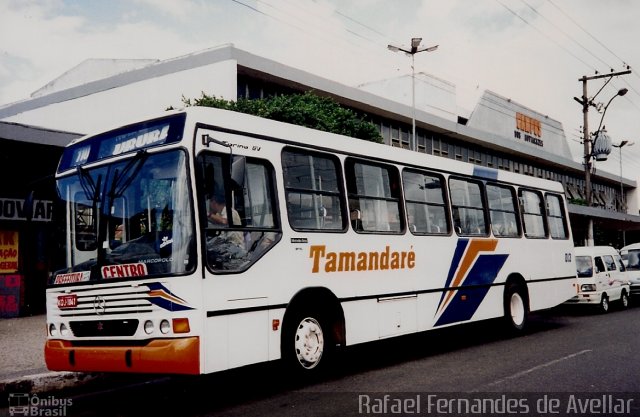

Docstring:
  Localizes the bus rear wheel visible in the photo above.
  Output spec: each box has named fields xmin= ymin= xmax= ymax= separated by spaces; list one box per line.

xmin=504 ymin=282 xmax=528 ymax=333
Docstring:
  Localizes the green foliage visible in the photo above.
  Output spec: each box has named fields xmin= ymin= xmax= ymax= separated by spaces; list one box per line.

xmin=180 ymin=91 xmax=383 ymax=143
xmin=568 ymin=198 xmax=587 ymax=206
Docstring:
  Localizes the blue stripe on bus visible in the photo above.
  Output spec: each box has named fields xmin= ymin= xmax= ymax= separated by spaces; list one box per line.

xmin=472 ymin=166 xmax=499 ymax=181
xmin=437 ymin=238 xmax=469 ymax=309
xmin=146 ymin=282 xmax=194 ymax=311
xmin=435 ymin=253 xmax=508 ymax=327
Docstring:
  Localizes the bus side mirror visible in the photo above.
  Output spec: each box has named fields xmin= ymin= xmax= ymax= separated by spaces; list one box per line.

xmin=231 ymin=156 xmax=246 ymax=187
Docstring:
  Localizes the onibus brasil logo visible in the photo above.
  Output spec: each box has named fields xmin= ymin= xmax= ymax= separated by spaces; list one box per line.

xmin=8 ymin=393 xmax=72 ymax=416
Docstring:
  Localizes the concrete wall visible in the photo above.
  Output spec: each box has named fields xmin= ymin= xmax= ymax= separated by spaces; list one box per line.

xmin=4 ymin=60 xmax=237 ymax=135
xmin=466 ymin=90 xmax=573 ymax=161
xmin=358 ymin=73 xmax=457 ymax=122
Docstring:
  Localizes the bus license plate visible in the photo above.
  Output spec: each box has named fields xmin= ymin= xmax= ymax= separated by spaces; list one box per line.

xmin=58 ymin=294 xmax=77 ymax=309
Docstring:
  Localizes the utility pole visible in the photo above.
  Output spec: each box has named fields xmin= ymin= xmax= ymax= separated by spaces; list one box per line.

xmin=574 ymin=69 xmax=631 ymax=246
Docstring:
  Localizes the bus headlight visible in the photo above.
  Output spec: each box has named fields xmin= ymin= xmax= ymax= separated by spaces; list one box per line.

xmin=49 ymin=323 xmax=58 ymax=337
xmin=581 ymin=284 xmax=596 ymax=292
xmin=159 ymin=319 xmax=171 ymax=334
xmin=144 ymin=320 xmax=154 ymax=334
xmin=60 ymin=323 xmax=70 ymax=337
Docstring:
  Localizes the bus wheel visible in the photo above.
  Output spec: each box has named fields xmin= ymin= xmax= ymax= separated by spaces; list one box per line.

xmin=504 ymin=282 xmax=528 ymax=332
xmin=283 ymin=310 xmax=332 ymax=374
xmin=599 ymin=294 xmax=609 ymax=314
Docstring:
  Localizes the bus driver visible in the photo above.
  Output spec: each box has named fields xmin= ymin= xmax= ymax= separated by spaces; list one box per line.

xmin=208 ymin=193 xmax=244 ymax=247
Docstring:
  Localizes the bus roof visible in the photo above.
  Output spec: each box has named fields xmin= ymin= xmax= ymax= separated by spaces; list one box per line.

xmin=64 ymin=106 xmax=565 ymax=193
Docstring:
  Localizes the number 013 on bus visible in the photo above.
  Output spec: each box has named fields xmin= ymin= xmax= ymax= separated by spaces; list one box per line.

xmin=45 ymin=107 xmax=577 ymax=375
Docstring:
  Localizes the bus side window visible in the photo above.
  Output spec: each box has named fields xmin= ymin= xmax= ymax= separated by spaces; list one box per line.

xmin=282 ymin=148 xmax=346 ymax=232
xmin=199 ymin=152 xmax=281 ymax=272
xmin=345 ymin=159 xmax=404 ymax=234
xmin=449 ymin=178 xmax=487 ymax=236
xmin=402 ymin=169 xmax=449 ymax=235
xmin=486 ymin=184 xmax=519 ymax=238
xmin=545 ymin=193 xmax=568 ymax=239
xmin=519 ymin=189 xmax=547 ymax=238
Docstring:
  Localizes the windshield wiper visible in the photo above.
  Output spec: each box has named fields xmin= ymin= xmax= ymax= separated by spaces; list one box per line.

xmin=97 ymin=150 xmax=149 ymax=268
xmin=77 ymin=165 xmax=102 ymax=203
xmin=109 ymin=150 xmax=148 ymax=199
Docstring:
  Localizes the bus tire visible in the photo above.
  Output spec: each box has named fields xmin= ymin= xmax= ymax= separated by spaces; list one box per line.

xmin=282 ymin=308 xmax=333 ymax=376
xmin=504 ymin=281 xmax=528 ymax=333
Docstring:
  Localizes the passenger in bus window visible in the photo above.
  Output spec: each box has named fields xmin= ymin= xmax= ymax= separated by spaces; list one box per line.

xmin=208 ymin=193 xmax=244 ymax=247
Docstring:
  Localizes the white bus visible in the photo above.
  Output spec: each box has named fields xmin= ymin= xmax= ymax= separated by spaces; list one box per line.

xmin=45 ymin=107 xmax=577 ymax=375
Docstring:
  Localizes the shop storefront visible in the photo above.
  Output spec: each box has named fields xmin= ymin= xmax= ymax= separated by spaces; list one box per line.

xmin=0 ymin=123 xmax=80 ymax=316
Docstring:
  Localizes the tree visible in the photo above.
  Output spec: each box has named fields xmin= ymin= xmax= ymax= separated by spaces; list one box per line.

xmin=179 ymin=91 xmax=383 ymax=143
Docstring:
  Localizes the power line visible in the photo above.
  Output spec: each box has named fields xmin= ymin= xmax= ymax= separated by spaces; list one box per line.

xmin=541 ymin=0 xmax=640 ymax=102
xmin=494 ymin=0 xmax=597 ymax=71
xmin=545 ymin=0 xmax=630 ymax=69
xmin=519 ymin=0 xmax=614 ymax=70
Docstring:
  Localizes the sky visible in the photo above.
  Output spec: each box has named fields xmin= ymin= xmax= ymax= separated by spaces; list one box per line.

xmin=1 ymin=0 xmax=640 ymax=177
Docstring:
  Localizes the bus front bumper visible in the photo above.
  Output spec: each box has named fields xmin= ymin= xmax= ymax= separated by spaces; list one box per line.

xmin=45 ymin=337 xmax=200 ymax=375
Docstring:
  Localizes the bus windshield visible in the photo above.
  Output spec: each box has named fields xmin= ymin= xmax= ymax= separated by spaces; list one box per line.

xmin=52 ymin=149 xmax=195 ymax=284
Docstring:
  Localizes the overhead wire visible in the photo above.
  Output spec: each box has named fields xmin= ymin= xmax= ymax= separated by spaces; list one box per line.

xmin=230 ymin=0 xmax=412 ymax=83
xmin=545 ymin=0 xmax=633 ymax=71
xmin=519 ymin=0 xmax=614 ymax=70
xmin=233 ymin=0 xmax=638 ymax=140
xmin=541 ymin=0 xmax=640 ymax=100
xmin=494 ymin=0 xmax=597 ymax=71
xmin=496 ymin=0 xmax=640 ymax=167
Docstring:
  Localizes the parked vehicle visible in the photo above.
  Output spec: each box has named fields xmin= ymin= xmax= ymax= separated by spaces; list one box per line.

xmin=620 ymin=242 xmax=640 ymax=300
xmin=565 ymin=246 xmax=630 ymax=313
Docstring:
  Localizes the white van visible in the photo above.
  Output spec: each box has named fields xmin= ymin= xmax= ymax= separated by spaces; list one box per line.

xmin=565 ymin=246 xmax=630 ymax=313
xmin=620 ymin=242 xmax=640 ymax=300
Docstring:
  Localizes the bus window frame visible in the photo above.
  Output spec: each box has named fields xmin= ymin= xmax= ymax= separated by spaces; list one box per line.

xmin=518 ymin=188 xmax=549 ymax=239
xmin=545 ymin=192 xmax=570 ymax=240
xmin=448 ymin=176 xmax=490 ymax=237
xmin=281 ymin=146 xmax=348 ymax=233
xmin=401 ymin=168 xmax=451 ymax=236
xmin=344 ymin=157 xmax=405 ymax=235
xmin=196 ymin=150 xmax=282 ymax=275
xmin=485 ymin=182 xmax=522 ymax=238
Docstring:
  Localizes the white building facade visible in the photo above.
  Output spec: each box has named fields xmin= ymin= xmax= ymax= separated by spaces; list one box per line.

xmin=1 ymin=44 xmax=639 ymax=313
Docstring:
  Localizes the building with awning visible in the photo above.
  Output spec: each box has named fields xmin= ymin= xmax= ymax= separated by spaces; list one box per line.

xmin=1 ymin=44 xmax=639 ymax=313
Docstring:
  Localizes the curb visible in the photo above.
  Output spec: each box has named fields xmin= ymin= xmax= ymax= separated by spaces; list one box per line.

xmin=0 ymin=372 xmax=99 ymax=406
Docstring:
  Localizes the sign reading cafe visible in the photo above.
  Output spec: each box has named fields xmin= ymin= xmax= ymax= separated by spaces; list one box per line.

xmin=514 ymin=112 xmax=544 ymax=147
xmin=0 ymin=198 xmax=53 ymax=222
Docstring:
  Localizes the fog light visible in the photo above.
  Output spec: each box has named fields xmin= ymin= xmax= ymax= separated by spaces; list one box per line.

xmin=49 ymin=323 xmax=58 ymax=337
xmin=144 ymin=320 xmax=154 ymax=334
xmin=160 ymin=319 xmax=171 ymax=334
xmin=60 ymin=323 xmax=70 ymax=337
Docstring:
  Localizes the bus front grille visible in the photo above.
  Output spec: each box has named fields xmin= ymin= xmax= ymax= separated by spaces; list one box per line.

xmin=69 ymin=319 xmax=139 ymax=337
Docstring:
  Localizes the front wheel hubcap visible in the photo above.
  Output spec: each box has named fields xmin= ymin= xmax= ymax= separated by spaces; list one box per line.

xmin=294 ymin=317 xmax=324 ymax=369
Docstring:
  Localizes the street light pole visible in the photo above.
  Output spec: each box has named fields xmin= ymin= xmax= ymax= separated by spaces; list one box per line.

xmin=612 ymin=140 xmax=634 ymax=212
xmin=613 ymin=140 xmax=634 ymax=247
xmin=388 ymin=38 xmax=438 ymax=151
xmin=574 ymin=70 xmax=630 ymax=246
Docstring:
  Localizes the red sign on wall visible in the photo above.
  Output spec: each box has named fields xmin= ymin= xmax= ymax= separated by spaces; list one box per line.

xmin=0 ymin=274 xmax=24 ymax=318
xmin=0 ymin=231 xmax=19 ymax=273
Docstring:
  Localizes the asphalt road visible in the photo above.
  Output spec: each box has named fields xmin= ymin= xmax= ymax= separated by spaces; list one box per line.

xmin=6 ymin=303 xmax=640 ymax=417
